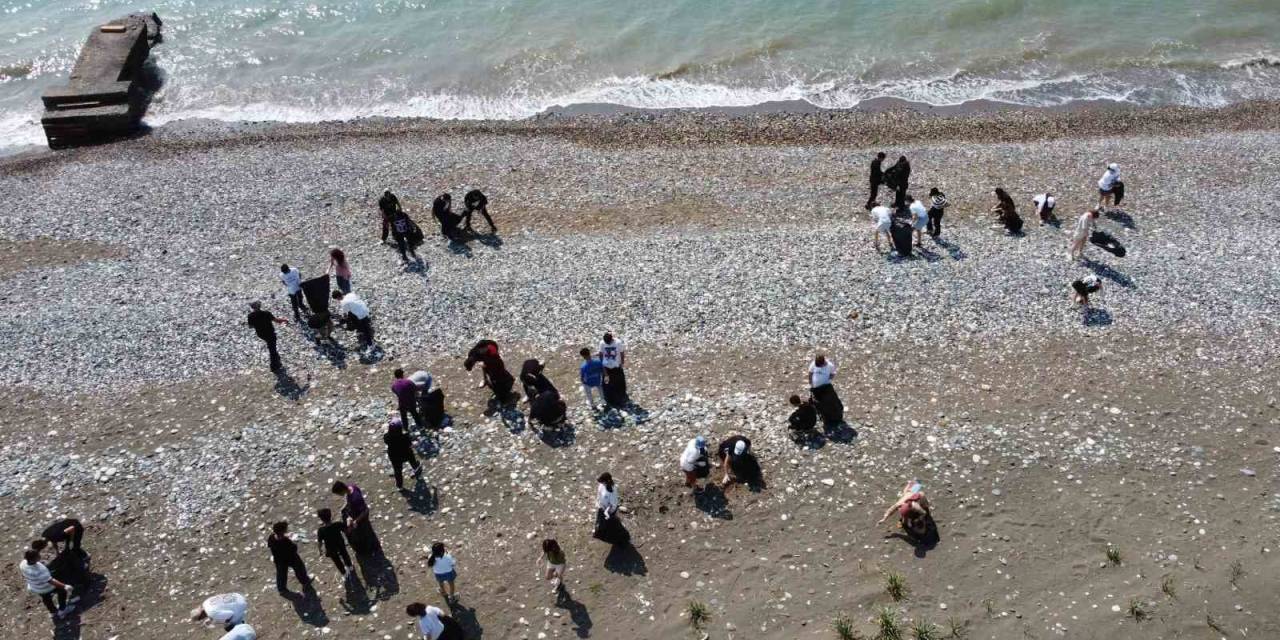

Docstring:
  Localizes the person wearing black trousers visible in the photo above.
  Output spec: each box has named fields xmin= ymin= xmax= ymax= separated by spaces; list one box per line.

xmin=460 ymin=189 xmax=497 ymax=234
xmin=865 ymin=152 xmax=886 ymax=210
xmin=315 ymin=508 xmax=354 ymax=581
xmin=383 ymin=417 xmax=423 ymax=489
xmin=246 ymin=302 xmax=288 ymax=372
xmin=378 ymin=190 xmax=402 ymax=245
xmin=267 ymin=521 xmax=312 ymax=593
xmin=884 ymin=155 xmax=911 ymax=211
xmin=927 ymin=187 xmax=948 ymax=238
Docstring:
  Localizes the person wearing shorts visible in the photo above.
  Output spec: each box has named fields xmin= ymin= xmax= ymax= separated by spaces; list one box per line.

xmin=870 ymin=202 xmax=893 ymax=252
xmin=909 ymin=196 xmax=929 ymax=247
xmin=428 ymin=542 xmax=458 ymax=602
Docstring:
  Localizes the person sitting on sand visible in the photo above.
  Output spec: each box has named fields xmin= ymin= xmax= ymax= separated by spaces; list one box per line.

xmin=679 ymin=435 xmax=711 ymax=493
xmin=716 ymin=434 xmax=756 ymax=487
xmin=1032 ymin=192 xmax=1057 ymax=226
xmin=1071 ymin=274 xmax=1103 ymax=305
xmin=909 ymin=195 xmax=929 ymax=247
xmin=461 ymin=189 xmax=497 ymax=235
xmin=787 ymin=394 xmax=818 ymax=434
xmin=991 ymin=188 xmax=1023 ymax=234
xmin=1068 ymin=207 xmax=1099 ymax=262
xmin=877 ymin=480 xmax=932 ymax=539
xmin=870 ymin=202 xmax=893 ymax=252
xmin=191 ymin=593 xmax=255 ymax=639
xmin=405 ymin=601 xmax=464 ymax=640
xmin=1097 ymin=163 xmax=1121 ymax=211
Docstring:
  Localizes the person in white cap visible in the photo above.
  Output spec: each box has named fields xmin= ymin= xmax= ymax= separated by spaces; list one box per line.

xmin=1097 ymin=163 xmax=1121 ymax=211
xmin=191 ymin=593 xmax=255 ymax=639
xmin=679 ymin=435 xmax=710 ymax=493
xmin=717 ymin=434 xmax=755 ymax=486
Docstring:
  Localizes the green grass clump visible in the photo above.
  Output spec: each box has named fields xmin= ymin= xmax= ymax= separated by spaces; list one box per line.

xmin=884 ymin=571 xmax=910 ymax=601
xmin=686 ymin=600 xmax=710 ymax=630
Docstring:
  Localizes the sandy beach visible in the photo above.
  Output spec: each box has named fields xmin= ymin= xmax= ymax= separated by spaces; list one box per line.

xmin=1 ymin=103 xmax=1278 ymax=640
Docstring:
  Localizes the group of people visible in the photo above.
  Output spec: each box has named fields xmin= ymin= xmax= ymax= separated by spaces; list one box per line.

xmin=377 ymin=188 xmax=498 ymax=263
xmin=865 ymin=153 xmax=1126 ymax=307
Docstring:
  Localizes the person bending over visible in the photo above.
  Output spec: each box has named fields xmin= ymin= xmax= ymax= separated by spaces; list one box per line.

xmin=787 ymin=395 xmax=817 ymax=433
xmin=877 ymin=480 xmax=932 ymax=539
xmin=460 ymin=189 xmax=497 ymax=234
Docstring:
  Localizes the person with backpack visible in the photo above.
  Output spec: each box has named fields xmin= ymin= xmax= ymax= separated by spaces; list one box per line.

xmin=1032 ymin=192 xmax=1057 ymax=226
xmin=19 ymin=548 xmax=74 ymax=619
xmin=315 ymin=508 xmax=354 ymax=581
xmin=865 ymin=151 xmax=886 ymax=210
xmin=991 ymin=188 xmax=1023 ymax=235
xmin=279 ymin=264 xmax=308 ymax=320
xmin=927 ymin=188 xmax=948 ymax=237
xmin=579 ymin=348 xmax=605 ymax=411
xmin=1097 ymin=163 xmax=1121 ymax=211
xmin=1068 ymin=208 xmax=1099 ymax=261
xmin=679 ymin=435 xmax=711 ymax=493
xmin=384 ymin=417 xmax=423 ymax=489
xmin=460 ymin=189 xmax=497 ymax=235
xmin=427 ymin=542 xmax=459 ymax=603
xmin=267 ymin=521 xmax=312 ymax=593
xmin=246 ymin=301 xmax=288 ymax=372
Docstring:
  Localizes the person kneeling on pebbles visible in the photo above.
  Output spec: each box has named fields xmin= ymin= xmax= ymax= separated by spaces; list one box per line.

xmin=870 ymin=201 xmax=893 ymax=252
xmin=717 ymin=434 xmax=759 ymax=487
xmin=679 ymin=435 xmax=711 ymax=493
xmin=191 ymin=592 xmax=255 ymax=639
xmin=877 ymin=480 xmax=932 ymax=540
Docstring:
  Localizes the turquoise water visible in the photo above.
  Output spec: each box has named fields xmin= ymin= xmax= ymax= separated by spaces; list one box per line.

xmin=1 ymin=0 xmax=1278 ymax=148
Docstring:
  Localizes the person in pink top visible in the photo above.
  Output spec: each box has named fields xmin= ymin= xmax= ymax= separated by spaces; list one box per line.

xmin=328 ymin=248 xmax=353 ymax=293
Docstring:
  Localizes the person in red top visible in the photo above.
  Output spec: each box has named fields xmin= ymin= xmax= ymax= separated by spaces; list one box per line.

xmin=392 ymin=368 xmax=423 ymax=429
xmin=877 ymin=480 xmax=932 ymax=539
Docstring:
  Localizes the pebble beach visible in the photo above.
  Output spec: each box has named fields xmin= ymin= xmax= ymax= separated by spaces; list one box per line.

xmin=1 ymin=103 xmax=1278 ymax=639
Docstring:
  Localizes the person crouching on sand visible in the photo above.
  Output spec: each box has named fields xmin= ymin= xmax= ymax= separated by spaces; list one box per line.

xmin=877 ymin=480 xmax=932 ymax=539
xmin=679 ymin=435 xmax=711 ymax=493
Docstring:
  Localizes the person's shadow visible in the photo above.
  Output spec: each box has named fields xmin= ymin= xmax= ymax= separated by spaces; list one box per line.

xmin=1104 ymin=209 xmax=1137 ymax=230
xmin=619 ymin=401 xmax=651 ymax=425
xmin=932 ymin=237 xmax=966 ymax=261
xmin=357 ymin=344 xmax=386 ymax=365
xmin=555 ymin=590 xmax=594 ymax=638
xmin=1083 ymin=257 xmax=1135 ymax=288
xmin=593 ymin=409 xmax=627 ymax=430
xmin=1089 ymin=229 xmax=1127 ymax=257
xmin=823 ymin=421 xmax=859 ymax=444
xmin=885 ymin=515 xmax=941 ymax=559
xmin=446 ymin=239 xmax=474 ymax=258
xmin=53 ymin=570 xmax=107 ymax=640
xmin=280 ymin=588 xmax=330 ymax=627
xmin=402 ymin=257 xmax=430 ymax=277
xmin=356 ymin=550 xmax=400 ymax=601
xmin=404 ymin=480 xmax=438 ymax=516
xmin=693 ymin=484 xmax=733 ymax=520
xmin=1083 ymin=306 xmax=1113 ymax=327
xmin=338 ymin=571 xmax=374 ymax=615
xmin=603 ymin=543 xmax=648 ymax=576
xmin=537 ymin=421 xmax=577 ymax=448
xmin=300 ymin=325 xmax=348 ymax=369
xmin=476 ymin=233 xmax=504 ymax=250
xmin=448 ymin=600 xmax=485 ymax=638
xmin=273 ymin=368 xmax=309 ymax=400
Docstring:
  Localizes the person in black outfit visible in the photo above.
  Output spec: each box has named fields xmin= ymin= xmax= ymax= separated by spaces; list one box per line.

xmin=267 ymin=521 xmax=311 ymax=593
xmin=519 ymin=359 xmax=557 ymax=401
xmin=315 ymin=508 xmax=354 ymax=580
xmin=866 ymin=152 xmax=886 ymax=210
xmin=384 ymin=418 xmax=423 ymax=489
xmin=378 ymin=190 xmax=402 ymax=245
xmin=246 ymin=302 xmax=288 ymax=372
xmin=884 ymin=155 xmax=911 ymax=211
xmin=40 ymin=518 xmax=84 ymax=552
xmin=464 ymin=340 xmax=518 ymax=406
xmin=927 ymin=187 xmax=948 ymax=238
xmin=432 ymin=193 xmax=463 ymax=241
xmin=787 ymin=394 xmax=817 ymax=434
xmin=460 ymin=189 xmax=496 ymax=234
xmin=716 ymin=434 xmax=758 ymax=486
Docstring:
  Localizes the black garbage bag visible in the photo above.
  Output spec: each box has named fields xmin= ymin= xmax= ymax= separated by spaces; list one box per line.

xmin=593 ymin=509 xmax=630 ymax=546
xmin=419 ymin=388 xmax=446 ymax=429
xmin=890 ymin=218 xmax=914 ymax=256
xmin=48 ymin=548 xmax=90 ymax=592
xmin=301 ymin=275 xmax=331 ymax=314
xmin=529 ymin=390 xmax=566 ymax=427
xmin=811 ymin=383 xmax=844 ymax=426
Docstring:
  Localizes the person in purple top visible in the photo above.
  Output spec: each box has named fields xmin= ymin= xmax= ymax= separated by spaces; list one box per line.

xmin=391 ymin=368 xmax=423 ymax=429
xmin=578 ymin=348 xmax=604 ymax=411
xmin=332 ymin=481 xmax=377 ymax=555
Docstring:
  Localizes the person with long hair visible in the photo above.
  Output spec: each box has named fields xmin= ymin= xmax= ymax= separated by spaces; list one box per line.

xmin=405 ymin=602 xmax=464 ymax=639
xmin=991 ymin=188 xmax=1023 ymax=234
xmin=541 ymin=539 xmax=567 ymax=595
xmin=427 ymin=542 xmax=458 ymax=602
xmin=327 ymin=248 xmax=353 ymax=294
xmin=592 ymin=473 xmax=629 ymax=545
xmin=877 ymin=479 xmax=933 ymax=540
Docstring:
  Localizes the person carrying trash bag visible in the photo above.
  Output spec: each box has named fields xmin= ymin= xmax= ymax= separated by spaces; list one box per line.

xmin=808 ymin=353 xmax=844 ymax=427
xmin=464 ymin=339 xmax=517 ymax=406
xmin=592 ymin=473 xmax=630 ymax=546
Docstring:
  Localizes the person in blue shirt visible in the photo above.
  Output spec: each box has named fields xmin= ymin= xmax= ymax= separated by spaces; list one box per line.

xmin=578 ymin=348 xmax=604 ymax=411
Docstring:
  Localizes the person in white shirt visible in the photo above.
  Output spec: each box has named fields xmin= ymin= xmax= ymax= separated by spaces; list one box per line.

xmin=332 ymin=290 xmax=374 ymax=347
xmin=599 ymin=332 xmax=627 ymax=406
xmin=1068 ymin=208 xmax=1099 ymax=262
xmin=428 ymin=542 xmax=458 ymax=602
xmin=678 ymin=435 xmax=710 ymax=493
xmin=908 ymin=197 xmax=929 ymax=247
xmin=1031 ymin=193 xmax=1056 ymax=226
xmin=19 ymin=549 xmax=72 ymax=618
xmin=406 ymin=602 xmax=463 ymax=639
xmin=592 ymin=472 xmax=630 ymax=545
xmin=1097 ymin=163 xmax=1120 ymax=210
xmin=191 ymin=593 xmax=256 ymax=640
xmin=869 ymin=202 xmax=893 ymax=252
xmin=278 ymin=263 xmax=308 ymax=320
xmin=808 ymin=354 xmax=836 ymax=390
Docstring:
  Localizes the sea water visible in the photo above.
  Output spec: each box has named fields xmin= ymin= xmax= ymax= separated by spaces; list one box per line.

xmin=1 ymin=0 xmax=1278 ymax=149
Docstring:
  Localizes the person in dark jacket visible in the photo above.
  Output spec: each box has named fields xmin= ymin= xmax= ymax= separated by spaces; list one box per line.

xmin=991 ymin=188 xmax=1024 ymax=234
xmin=716 ymin=434 xmax=757 ymax=487
xmin=787 ymin=394 xmax=817 ymax=434
xmin=460 ymin=189 xmax=497 ymax=234
xmin=390 ymin=210 xmax=421 ymax=264
xmin=267 ymin=521 xmax=312 ymax=593
xmin=39 ymin=518 xmax=85 ymax=553
xmin=520 ymin=359 xmax=557 ymax=402
xmin=378 ymin=190 xmax=402 ymax=245
xmin=383 ymin=417 xmax=423 ymax=489
xmin=432 ymin=193 xmax=463 ymax=242
xmin=246 ymin=302 xmax=288 ymax=372
xmin=332 ymin=481 xmax=377 ymax=555
xmin=865 ymin=152 xmax=886 ymax=210
xmin=464 ymin=340 xmax=517 ymax=406
xmin=315 ymin=508 xmax=354 ymax=581
xmin=884 ymin=155 xmax=911 ymax=211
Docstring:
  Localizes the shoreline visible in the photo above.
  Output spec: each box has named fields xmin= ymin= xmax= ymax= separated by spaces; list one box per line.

xmin=5 ymin=98 xmax=1280 ymax=167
